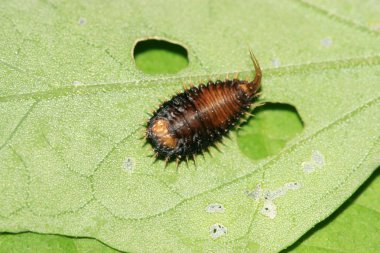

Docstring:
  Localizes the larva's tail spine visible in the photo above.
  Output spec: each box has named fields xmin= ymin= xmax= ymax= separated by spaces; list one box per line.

xmin=248 ymin=49 xmax=262 ymax=95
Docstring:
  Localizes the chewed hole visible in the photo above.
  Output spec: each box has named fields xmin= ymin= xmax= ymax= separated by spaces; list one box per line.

xmin=133 ymin=39 xmax=189 ymax=74
xmin=237 ymin=103 xmax=304 ymax=160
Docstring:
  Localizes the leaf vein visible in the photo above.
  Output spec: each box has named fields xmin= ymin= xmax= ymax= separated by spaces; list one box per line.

xmin=1 ymin=55 xmax=379 ymax=103
xmin=0 ymin=101 xmax=38 ymax=152
xmin=292 ymin=0 xmax=380 ymax=36
xmin=103 ymin=95 xmax=379 ymax=221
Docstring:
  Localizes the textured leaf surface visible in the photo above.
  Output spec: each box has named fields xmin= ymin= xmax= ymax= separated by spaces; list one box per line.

xmin=0 ymin=232 xmax=119 ymax=253
xmin=286 ymin=169 xmax=380 ymax=253
xmin=1 ymin=170 xmax=378 ymax=253
xmin=0 ymin=0 xmax=379 ymax=252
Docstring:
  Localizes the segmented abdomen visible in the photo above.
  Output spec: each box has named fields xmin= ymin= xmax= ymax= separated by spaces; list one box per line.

xmin=147 ymin=79 xmax=253 ymax=159
xmin=146 ymin=50 xmax=262 ymax=162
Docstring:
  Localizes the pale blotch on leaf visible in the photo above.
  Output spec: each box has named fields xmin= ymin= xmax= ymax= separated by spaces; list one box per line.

xmin=245 ymin=183 xmax=262 ymax=201
xmin=263 ymin=188 xmax=285 ymax=201
xmin=271 ymin=58 xmax=281 ymax=68
xmin=210 ymin=224 xmax=227 ymax=239
xmin=311 ymin=150 xmax=325 ymax=166
xmin=263 ymin=182 xmax=301 ymax=201
xmin=205 ymin=203 xmax=225 ymax=213
xmin=260 ymin=200 xmax=277 ymax=219
xmin=72 ymin=80 xmax=82 ymax=86
xmin=246 ymin=181 xmax=301 ymax=219
xmin=370 ymin=23 xmax=380 ymax=31
xmin=302 ymin=150 xmax=325 ymax=173
xmin=123 ymin=157 xmax=134 ymax=172
xmin=78 ymin=17 xmax=87 ymax=25
xmin=302 ymin=161 xmax=315 ymax=173
xmin=320 ymin=37 xmax=333 ymax=48
xmin=284 ymin=182 xmax=301 ymax=190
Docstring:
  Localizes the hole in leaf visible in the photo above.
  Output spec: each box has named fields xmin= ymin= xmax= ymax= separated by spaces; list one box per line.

xmin=133 ymin=39 xmax=188 ymax=74
xmin=237 ymin=103 xmax=303 ymax=160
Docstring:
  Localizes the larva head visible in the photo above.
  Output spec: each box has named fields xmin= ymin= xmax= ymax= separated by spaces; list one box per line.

xmin=146 ymin=117 xmax=177 ymax=157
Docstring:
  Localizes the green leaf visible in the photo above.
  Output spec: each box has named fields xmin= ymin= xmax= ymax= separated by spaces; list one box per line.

xmin=1 ymin=169 xmax=378 ymax=253
xmin=285 ymin=169 xmax=380 ymax=253
xmin=0 ymin=232 xmax=120 ymax=253
xmin=0 ymin=0 xmax=379 ymax=252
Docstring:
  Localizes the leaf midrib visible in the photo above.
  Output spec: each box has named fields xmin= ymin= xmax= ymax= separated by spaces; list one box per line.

xmin=1 ymin=55 xmax=379 ymax=103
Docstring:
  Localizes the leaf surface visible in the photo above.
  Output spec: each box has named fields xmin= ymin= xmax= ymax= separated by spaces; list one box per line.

xmin=0 ymin=0 xmax=379 ymax=252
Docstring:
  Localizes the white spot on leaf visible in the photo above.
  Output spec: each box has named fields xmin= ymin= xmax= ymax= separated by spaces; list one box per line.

xmin=261 ymin=200 xmax=277 ymax=219
xmin=206 ymin=203 xmax=225 ymax=213
xmin=123 ymin=157 xmax=134 ymax=172
xmin=78 ymin=17 xmax=87 ymax=25
xmin=312 ymin=150 xmax=325 ymax=166
xmin=302 ymin=161 xmax=315 ymax=173
xmin=245 ymin=184 xmax=262 ymax=200
xmin=210 ymin=224 xmax=227 ymax=239
xmin=72 ymin=80 xmax=82 ymax=86
xmin=370 ymin=24 xmax=380 ymax=31
xmin=284 ymin=182 xmax=301 ymax=190
xmin=303 ymin=150 xmax=325 ymax=173
xmin=271 ymin=58 xmax=281 ymax=68
xmin=320 ymin=37 xmax=333 ymax=47
xmin=246 ymin=181 xmax=301 ymax=219
xmin=263 ymin=188 xmax=286 ymax=201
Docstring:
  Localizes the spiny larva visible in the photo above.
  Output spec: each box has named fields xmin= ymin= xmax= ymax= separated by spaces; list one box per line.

xmin=146 ymin=50 xmax=262 ymax=166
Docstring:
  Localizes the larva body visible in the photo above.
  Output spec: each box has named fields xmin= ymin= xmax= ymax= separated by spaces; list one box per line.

xmin=146 ymin=51 xmax=262 ymax=163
